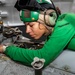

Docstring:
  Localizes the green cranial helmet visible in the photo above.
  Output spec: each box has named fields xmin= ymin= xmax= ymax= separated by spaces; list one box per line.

xmin=19 ymin=0 xmax=59 ymax=23
xmin=20 ymin=9 xmax=39 ymax=22
xmin=36 ymin=0 xmax=52 ymax=3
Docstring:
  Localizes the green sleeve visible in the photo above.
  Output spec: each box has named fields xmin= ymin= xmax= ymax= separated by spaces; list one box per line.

xmin=67 ymin=35 xmax=75 ymax=50
xmin=4 ymin=14 xmax=75 ymax=67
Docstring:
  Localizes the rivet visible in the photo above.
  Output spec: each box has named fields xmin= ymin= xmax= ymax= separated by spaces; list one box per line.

xmin=32 ymin=18 xmax=35 ymax=20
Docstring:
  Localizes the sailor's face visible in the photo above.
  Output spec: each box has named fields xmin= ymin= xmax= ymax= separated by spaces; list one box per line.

xmin=24 ymin=22 xmax=47 ymax=39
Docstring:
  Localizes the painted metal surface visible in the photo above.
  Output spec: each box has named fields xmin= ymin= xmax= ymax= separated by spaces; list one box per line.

xmin=0 ymin=50 xmax=75 ymax=75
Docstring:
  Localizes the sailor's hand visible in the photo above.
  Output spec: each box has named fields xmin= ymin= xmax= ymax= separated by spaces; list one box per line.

xmin=0 ymin=45 xmax=4 ymax=53
xmin=0 ymin=45 xmax=7 ymax=53
xmin=56 ymin=7 xmax=61 ymax=15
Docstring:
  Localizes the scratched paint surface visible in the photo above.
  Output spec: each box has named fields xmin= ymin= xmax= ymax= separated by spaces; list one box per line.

xmin=0 ymin=53 xmax=75 ymax=75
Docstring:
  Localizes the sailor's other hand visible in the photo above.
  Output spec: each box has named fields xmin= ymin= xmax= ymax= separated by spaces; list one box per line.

xmin=56 ymin=7 xmax=61 ymax=15
xmin=0 ymin=45 xmax=4 ymax=53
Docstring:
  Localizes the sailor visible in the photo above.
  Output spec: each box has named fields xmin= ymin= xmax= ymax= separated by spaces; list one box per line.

xmin=0 ymin=0 xmax=75 ymax=70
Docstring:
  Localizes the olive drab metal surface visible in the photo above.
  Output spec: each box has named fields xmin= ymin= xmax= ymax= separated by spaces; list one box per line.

xmin=0 ymin=0 xmax=75 ymax=75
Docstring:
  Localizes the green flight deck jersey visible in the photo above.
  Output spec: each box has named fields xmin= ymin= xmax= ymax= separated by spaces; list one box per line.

xmin=4 ymin=13 xmax=75 ymax=68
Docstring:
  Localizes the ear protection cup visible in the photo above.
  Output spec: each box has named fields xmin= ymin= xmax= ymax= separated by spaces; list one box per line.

xmin=42 ymin=9 xmax=57 ymax=26
xmin=48 ymin=12 xmax=57 ymax=26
